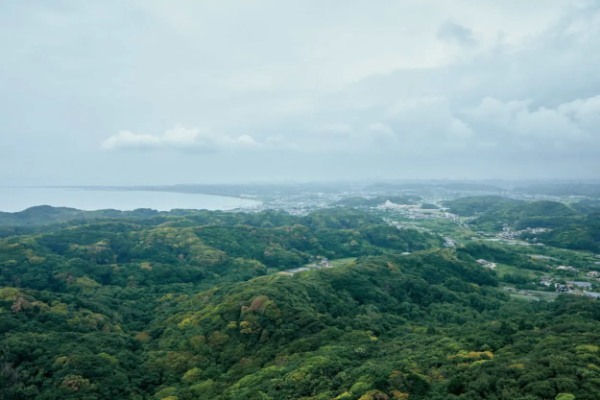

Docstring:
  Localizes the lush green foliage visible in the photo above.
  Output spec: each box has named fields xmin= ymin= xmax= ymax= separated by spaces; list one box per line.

xmin=444 ymin=196 xmax=524 ymax=218
xmin=1 ymin=206 xmax=599 ymax=400
xmin=445 ymin=196 xmax=600 ymax=252
xmin=530 ymin=212 xmax=600 ymax=252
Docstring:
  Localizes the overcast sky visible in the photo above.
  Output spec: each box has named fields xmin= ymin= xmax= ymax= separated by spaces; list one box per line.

xmin=1 ymin=0 xmax=599 ymax=185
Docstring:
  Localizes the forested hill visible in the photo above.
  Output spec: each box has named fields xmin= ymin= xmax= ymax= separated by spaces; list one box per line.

xmin=0 ymin=207 xmax=441 ymax=291
xmin=444 ymin=196 xmax=600 ymax=252
xmin=1 ymin=207 xmax=599 ymax=400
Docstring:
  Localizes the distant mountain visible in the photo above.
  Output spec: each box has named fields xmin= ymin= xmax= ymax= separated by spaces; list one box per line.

xmin=515 ymin=182 xmax=600 ymax=197
xmin=443 ymin=196 xmax=523 ymax=217
xmin=367 ymin=182 xmax=504 ymax=193
xmin=0 ymin=205 xmax=162 ymax=227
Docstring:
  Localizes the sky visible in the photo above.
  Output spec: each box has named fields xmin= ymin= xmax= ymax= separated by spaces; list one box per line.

xmin=1 ymin=0 xmax=599 ymax=185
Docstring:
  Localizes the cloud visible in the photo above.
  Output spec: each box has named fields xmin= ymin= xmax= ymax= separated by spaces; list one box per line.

xmin=313 ymin=123 xmax=353 ymax=136
xmin=437 ymin=21 xmax=477 ymax=46
xmin=447 ymin=118 xmax=474 ymax=139
xmin=366 ymin=122 xmax=395 ymax=138
xmin=462 ymin=95 xmax=600 ymax=146
xmin=3 ymin=1 xmax=600 ymax=184
xmin=102 ymin=126 xmax=263 ymax=152
xmin=308 ymin=122 xmax=398 ymax=151
xmin=293 ymin=89 xmax=600 ymax=162
xmin=278 ymin=3 xmax=600 ymax=163
xmin=101 ymin=131 xmax=162 ymax=150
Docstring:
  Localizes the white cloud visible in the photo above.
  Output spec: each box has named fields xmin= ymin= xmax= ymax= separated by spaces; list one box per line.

xmin=557 ymin=95 xmax=600 ymax=129
xmin=101 ymin=131 xmax=161 ymax=150
xmin=162 ymin=126 xmax=202 ymax=146
xmin=463 ymin=95 xmax=600 ymax=145
xmin=102 ymin=126 xmax=265 ymax=152
xmin=222 ymin=134 xmax=260 ymax=148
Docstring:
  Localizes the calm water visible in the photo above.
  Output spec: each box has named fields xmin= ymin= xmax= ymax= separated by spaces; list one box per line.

xmin=0 ymin=187 xmax=260 ymax=212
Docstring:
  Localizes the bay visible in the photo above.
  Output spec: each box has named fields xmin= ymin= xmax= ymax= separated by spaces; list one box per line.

xmin=0 ymin=187 xmax=260 ymax=212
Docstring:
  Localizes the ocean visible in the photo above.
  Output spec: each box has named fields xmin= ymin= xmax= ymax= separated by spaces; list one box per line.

xmin=0 ymin=187 xmax=260 ymax=212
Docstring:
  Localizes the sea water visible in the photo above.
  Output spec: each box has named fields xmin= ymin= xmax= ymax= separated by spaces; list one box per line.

xmin=0 ymin=187 xmax=260 ymax=212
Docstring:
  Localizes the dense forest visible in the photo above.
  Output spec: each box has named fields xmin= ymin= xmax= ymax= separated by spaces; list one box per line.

xmin=1 ymin=205 xmax=600 ymax=400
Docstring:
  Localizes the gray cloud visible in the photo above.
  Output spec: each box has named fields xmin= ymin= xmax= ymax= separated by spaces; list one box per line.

xmin=462 ymin=96 xmax=600 ymax=144
xmin=437 ymin=21 xmax=477 ymax=46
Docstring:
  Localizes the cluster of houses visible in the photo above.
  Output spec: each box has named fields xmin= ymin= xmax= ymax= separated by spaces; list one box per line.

xmin=586 ymin=271 xmax=600 ymax=279
xmin=497 ymin=225 xmax=519 ymax=240
xmin=444 ymin=237 xmax=456 ymax=248
xmin=556 ymin=265 xmax=578 ymax=273
xmin=538 ymin=277 xmax=597 ymax=295
xmin=496 ymin=225 xmax=551 ymax=242
xmin=541 ymin=279 xmax=589 ymax=292
xmin=476 ymin=259 xmax=497 ymax=270
xmin=378 ymin=201 xmax=460 ymax=222
xmin=529 ymin=255 xmax=600 ymax=297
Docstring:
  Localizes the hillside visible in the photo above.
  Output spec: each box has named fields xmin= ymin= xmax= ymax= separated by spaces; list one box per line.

xmin=1 ymin=207 xmax=599 ymax=400
xmin=444 ymin=196 xmax=600 ymax=252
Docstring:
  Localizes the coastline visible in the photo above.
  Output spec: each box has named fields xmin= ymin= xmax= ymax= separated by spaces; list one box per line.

xmin=0 ymin=186 xmax=260 ymax=213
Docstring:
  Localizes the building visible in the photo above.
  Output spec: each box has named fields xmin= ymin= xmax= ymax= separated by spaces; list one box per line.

xmin=567 ymin=281 xmax=593 ymax=290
